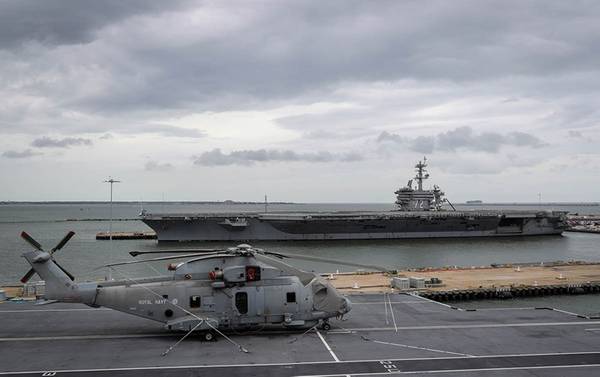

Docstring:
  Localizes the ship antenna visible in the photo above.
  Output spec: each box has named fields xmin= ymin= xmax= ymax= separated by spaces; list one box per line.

xmin=415 ymin=157 xmax=429 ymax=191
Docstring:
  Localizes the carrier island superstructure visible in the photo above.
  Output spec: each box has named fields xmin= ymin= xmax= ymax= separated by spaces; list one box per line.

xmin=140 ymin=158 xmax=566 ymax=242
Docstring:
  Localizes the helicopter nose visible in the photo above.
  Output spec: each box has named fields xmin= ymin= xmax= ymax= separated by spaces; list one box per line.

xmin=340 ymin=297 xmax=352 ymax=314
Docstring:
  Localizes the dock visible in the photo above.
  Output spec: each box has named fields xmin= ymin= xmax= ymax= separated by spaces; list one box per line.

xmin=326 ymin=261 xmax=600 ymax=301
xmin=566 ymin=214 xmax=600 ymax=233
xmin=96 ymin=231 xmax=157 ymax=240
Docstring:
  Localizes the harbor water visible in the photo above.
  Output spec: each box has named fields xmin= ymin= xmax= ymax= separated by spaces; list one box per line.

xmin=1 ymin=202 xmax=599 ymax=315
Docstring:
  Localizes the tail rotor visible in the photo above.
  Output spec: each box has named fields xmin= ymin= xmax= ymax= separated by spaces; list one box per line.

xmin=20 ymin=231 xmax=76 ymax=283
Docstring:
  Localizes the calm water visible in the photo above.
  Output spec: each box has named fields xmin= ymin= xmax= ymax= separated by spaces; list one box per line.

xmin=1 ymin=202 xmax=600 ymax=315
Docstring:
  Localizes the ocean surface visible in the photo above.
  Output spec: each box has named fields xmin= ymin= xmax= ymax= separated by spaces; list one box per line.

xmin=1 ymin=202 xmax=599 ymax=315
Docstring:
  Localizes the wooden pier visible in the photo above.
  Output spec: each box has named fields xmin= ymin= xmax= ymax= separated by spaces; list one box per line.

xmin=95 ymin=231 xmax=156 ymax=240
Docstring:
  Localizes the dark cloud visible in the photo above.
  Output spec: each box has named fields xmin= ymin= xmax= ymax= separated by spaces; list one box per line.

xmin=378 ymin=127 xmax=546 ymax=153
xmin=1 ymin=149 xmax=42 ymax=159
xmin=377 ymin=131 xmax=404 ymax=143
xmin=193 ymin=148 xmax=363 ymax=166
xmin=2 ymin=0 xmax=598 ymax=117
xmin=411 ymin=136 xmax=436 ymax=154
xmin=0 ymin=0 xmax=598 ymax=142
xmin=0 ymin=0 xmax=189 ymax=50
xmin=145 ymin=160 xmax=174 ymax=171
xmin=437 ymin=127 xmax=545 ymax=152
xmin=31 ymin=136 xmax=93 ymax=148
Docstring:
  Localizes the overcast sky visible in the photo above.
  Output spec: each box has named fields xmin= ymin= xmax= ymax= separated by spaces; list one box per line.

xmin=1 ymin=0 xmax=599 ymax=202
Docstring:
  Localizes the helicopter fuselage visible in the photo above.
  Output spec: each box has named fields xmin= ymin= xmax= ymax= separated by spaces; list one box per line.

xmin=23 ymin=250 xmax=351 ymax=333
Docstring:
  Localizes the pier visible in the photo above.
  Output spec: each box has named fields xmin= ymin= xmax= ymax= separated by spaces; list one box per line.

xmin=328 ymin=261 xmax=600 ymax=302
xmin=95 ymin=231 xmax=157 ymax=240
xmin=566 ymin=214 xmax=600 ymax=233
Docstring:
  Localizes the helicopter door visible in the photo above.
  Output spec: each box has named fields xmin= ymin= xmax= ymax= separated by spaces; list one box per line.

xmin=233 ymin=287 xmax=264 ymax=325
xmin=284 ymin=290 xmax=298 ymax=314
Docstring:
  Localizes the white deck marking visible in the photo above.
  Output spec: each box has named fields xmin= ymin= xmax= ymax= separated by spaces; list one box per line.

xmin=552 ymin=308 xmax=588 ymax=317
xmin=387 ymin=294 xmax=398 ymax=333
xmin=352 ymin=301 xmax=429 ymax=305
xmin=0 ymin=333 xmax=172 ymax=342
xmin=384 ymin=294 xmax=389 ymax=325
xmin=395 ymin=364 xmax=600 ymax=375
xmin=2 ymin=320 xmax=599 ymax=342
xmin=408 ymin=293 xmax=458 ymax=309
xmin=371 ymin=340 xmax=474 ymax=357
xmin=0 ymin=308 xmax=110 ymax=313
xmin=327 ymin=320 xmax=600 ymax=332
xmin=1 ymin=352 xmax=600 ymax=375
xmin=466 ymin=307 xmax=537 ymax=311
xmin=300 ymin=364 xmax=600 ymax=376
xmin=316 ymin=330 xmax=340 ymax=362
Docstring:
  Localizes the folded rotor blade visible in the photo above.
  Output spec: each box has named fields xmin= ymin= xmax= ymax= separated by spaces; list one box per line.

xmin=20 ymin=268 xmax=36 ymax=283
xmin=262 ymin=251 xmax=390 ymax=272
xmin=105 ymin=252 xmax=224 ymax=267
xmin=51 ymin=231 xmax=75 ymax=253
xmin=54 ymin=261 xmax=75 ymax=281
xmin=21 ymin=231 xmax=43 ymax=251
xmin=254 ymin=253 xmax=316 ymax=286
xmin=259 ymin=250 xmax=286 ymax=259
xmin=186 ymin=254 xmax=238 ymax=264
xmin=129 ymin=248 xmax=225 ymax=257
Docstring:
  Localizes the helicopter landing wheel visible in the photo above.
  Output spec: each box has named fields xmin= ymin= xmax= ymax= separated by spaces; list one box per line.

xmin=202 ymin=331 xmax=215 ymax=341
xmin=321 ymin=321 xmax=331 ymax=331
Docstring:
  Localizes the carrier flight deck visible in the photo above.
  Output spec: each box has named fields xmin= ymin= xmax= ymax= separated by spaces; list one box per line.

xmin=1 ymin=293 xmax=600 ymax=376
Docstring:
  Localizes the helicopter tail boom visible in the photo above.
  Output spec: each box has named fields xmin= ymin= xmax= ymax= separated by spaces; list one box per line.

xmin=20 ymin=232 xmax=98 ymax=305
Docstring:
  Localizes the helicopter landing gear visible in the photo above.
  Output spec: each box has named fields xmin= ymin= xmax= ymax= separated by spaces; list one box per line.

xmin=201 ymin=331 xmax=215 ymax=341
xmin=320 ymin=320 xmax=331 ymax=331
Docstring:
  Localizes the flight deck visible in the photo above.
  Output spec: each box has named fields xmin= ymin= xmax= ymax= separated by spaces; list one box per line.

xmin=1 ymin=293 xmax=600 ymax=376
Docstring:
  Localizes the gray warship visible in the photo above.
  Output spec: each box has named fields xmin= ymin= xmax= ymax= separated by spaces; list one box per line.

xmin=140 ymin=158 xmax=566 ymax=242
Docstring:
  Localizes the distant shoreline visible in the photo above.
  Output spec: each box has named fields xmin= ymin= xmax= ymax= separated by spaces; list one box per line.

xmin=460 ymin=202 xmax=600 ymax=207
xmin=0 ymin=201 xmax=598 ymax=206
xmin=0 ymin=201 xmax=297 ymax=205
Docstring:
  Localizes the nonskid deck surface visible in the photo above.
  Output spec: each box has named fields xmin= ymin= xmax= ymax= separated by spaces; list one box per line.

xmin=1 ymin=294 xmax=600 ymax=376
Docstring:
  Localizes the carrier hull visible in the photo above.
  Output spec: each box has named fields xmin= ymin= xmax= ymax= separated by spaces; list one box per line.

xmin=141 ymin=210 xmax=566 ymax=242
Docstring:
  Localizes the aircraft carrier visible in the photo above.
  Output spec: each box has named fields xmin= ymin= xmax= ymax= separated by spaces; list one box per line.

xmin=140 ymin=158 xmax=567 ymax=242
xmin=2 ymin=293 xmax=600 ymax=376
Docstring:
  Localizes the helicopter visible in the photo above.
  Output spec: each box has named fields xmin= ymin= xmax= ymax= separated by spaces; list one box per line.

xmin=18 ymin=231 xmax=387 ymax=342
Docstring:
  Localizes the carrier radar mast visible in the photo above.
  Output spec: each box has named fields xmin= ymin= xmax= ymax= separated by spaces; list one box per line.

xmin=414 ymin=157 xmax=430 ymax=191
